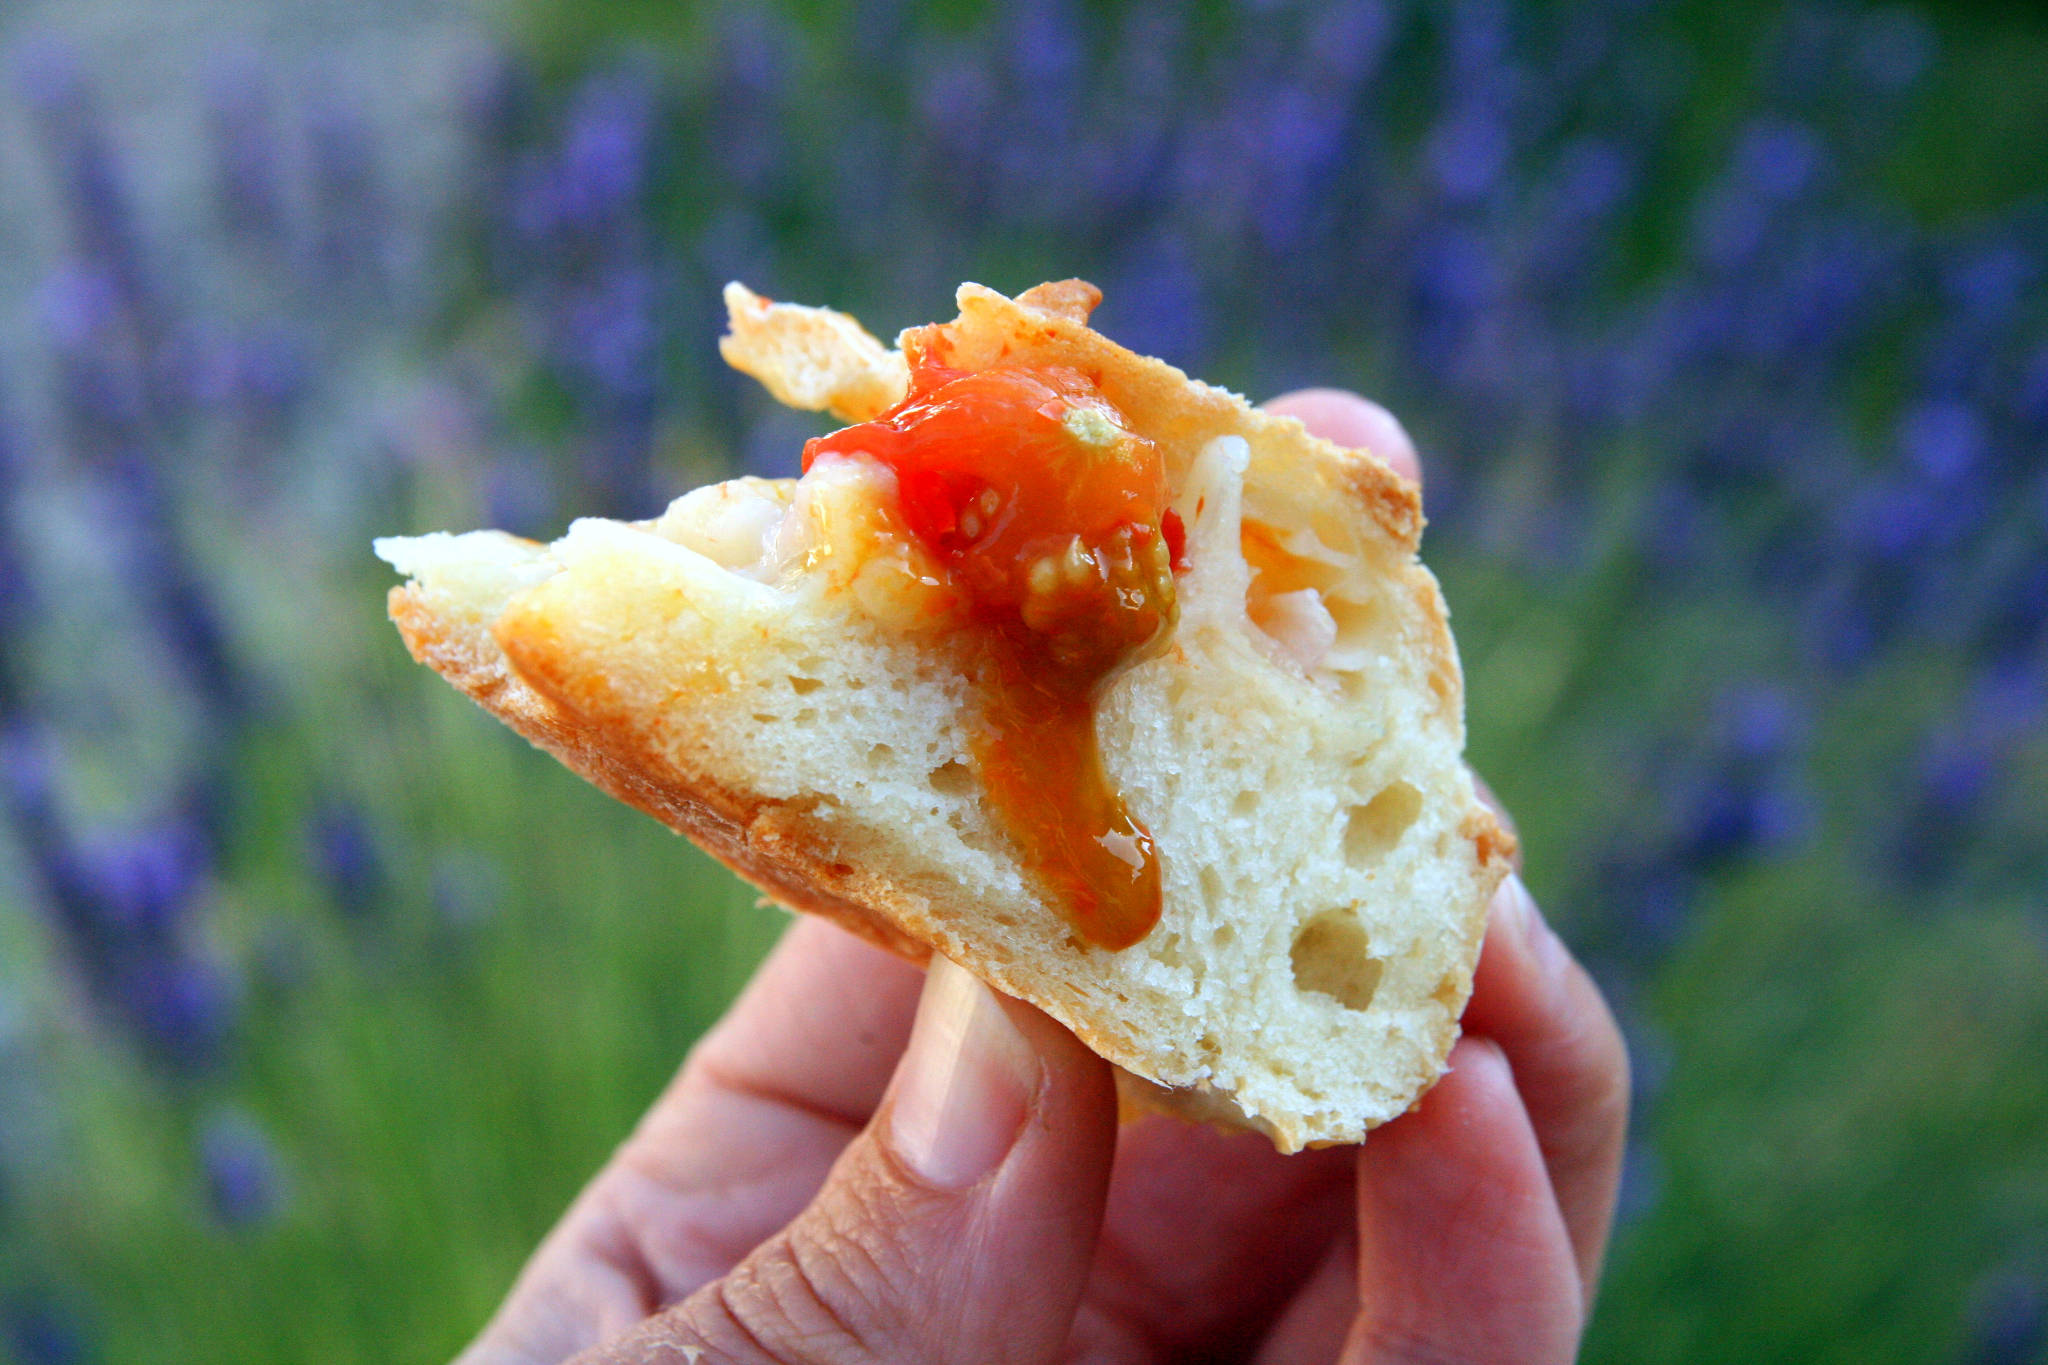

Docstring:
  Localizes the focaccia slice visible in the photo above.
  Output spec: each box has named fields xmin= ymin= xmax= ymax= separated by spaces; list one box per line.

xmin=378 ymin=280 xmax=1512 ymax=1151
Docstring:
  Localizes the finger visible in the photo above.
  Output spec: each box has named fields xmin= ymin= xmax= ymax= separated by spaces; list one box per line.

xmin=459 ymin=918 xmax=924 ymax=1364
xmin=1262 ymin=389 xmax=1423 ymax=486
xmin=1345 ymin=1038 xmax=1584 ymax=1365
xmin=1073 ymin=1116 xmax=1354 ymax=1359
xmin=1251 ymin=1230 xmax=1358 ymax=1365
xmin=1461 ymin=874 xmax=1630 ymax=1294
xmin=585 ymin=956 xmax=1119 ymax=1364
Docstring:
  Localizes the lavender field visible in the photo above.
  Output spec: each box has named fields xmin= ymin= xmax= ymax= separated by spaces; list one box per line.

xmin=0 ymin=0 xmax=2044 ymax=1361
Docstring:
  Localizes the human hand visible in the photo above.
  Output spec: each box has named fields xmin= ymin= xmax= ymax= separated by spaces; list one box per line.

xmin=454 ymin=392 xmax=1630 ymax=1365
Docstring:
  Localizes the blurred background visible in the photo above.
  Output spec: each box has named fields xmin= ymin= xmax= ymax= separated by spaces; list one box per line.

xmin=0 ymin=0 xmax=2042 ymax=1359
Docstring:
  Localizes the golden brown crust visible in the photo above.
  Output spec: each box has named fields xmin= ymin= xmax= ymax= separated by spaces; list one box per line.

xmin=1014 ymin=278 xmax=1104 ymax=323
xmin=390 ymin=583 xmax=930 ymax=962
xmin=717 ymin=282 xmax=910 ymax=424
xmin=928 ymin=284 xmax=1424 ymax=552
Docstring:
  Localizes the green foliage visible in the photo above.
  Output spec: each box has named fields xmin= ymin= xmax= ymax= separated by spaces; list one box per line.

xmin=4 ymin=1 xmax=2046 ymax=1363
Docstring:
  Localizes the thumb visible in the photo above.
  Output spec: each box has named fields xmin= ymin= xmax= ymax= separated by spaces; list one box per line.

xmin=578 ymin=956 xmax=1118 ymax=1365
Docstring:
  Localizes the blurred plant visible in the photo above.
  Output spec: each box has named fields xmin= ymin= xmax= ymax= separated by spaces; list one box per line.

xmin=197 ymin=1107 xmax=284 ymax=1228
xmin=0 ymin=1 xmax=2040 ymax=1361
xmin=0 ymin=1293 xmax=91 ymax=1365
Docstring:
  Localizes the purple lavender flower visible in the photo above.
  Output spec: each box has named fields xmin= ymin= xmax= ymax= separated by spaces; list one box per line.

xmin=1737 ymin=117 xmax=1827 ymax=202
xmin=1898 ymin=398 xmax=1988 ymax=487
xmin=1672 ymin=686 xmax=1815 ymax=867
xmin=554 ymin=264 xmax=663 ymax=405
xmin=1249 ymin=81 xmax=1353 ymax=254
xmin=1602 ymin=854 xmax=1700 ymax=959
xmin=1688 ymin=118 xmax=1827 ymax=274
xmin=199 ymin=1108 xmax=284 ymax=1227
xmin=1894 ymin=728 xmax=1999 ymax=887
xmin=1 ymin=722 xmax=234 ymax=1070
xmin=914 ymin=42 xmax=999 ymax=183
xmin=1427 ymin=104 xmax=1512 ymax=207
xmin=1850 ymin=6 xmax=1936 ymax=96
xmin=1977 ymin=557 xmax=2048 ymax=667
xmin=76 ymin=823 xmax=211 ymax=940
xmin=1523 ymin=136 xmax=1635 ymax=290
xmin=0 ymin=408 xmax=31 ymax=715
xmin=1304 ymin=0 xmax=1395 ymax=88
xmin=1720 ymin=684 xmax=1807 ymax=764
xmin=552 ymin=62 xmax=659 ymax=234
xmin=1961 ymin=1271 xmax=2046 ymax=1365
xmin=12 ymin=38 xmax=149 ymax=311
xmin=38 ymin=262 xmax=148 ymax=449
xmin=2014 ymin=346 xmax=2048 ymax=440
xmin=203 ymin=49 xmax=288 ymax=243
xmin=712 ymin=8 xmax=794 ymax=199
xmin=1 ymin=1294 xmax=90 ymax=1365
xmin=125 ymin=954 xmax=236 ymax=1069
xmin=101 ymin=452 xmax=248 ymax=724
xmin=1005 ymin=0 xmax=1085 ymax=107
xmin=1097 ymin=232 xmax=1210 ymax=371
xmin=1442 ymin=0 xmax=1514 ymax=89
xmin=304 ymin=82 xmax=392 ymax=292
xmin=305 ymin=800 xmax=387 ymax=921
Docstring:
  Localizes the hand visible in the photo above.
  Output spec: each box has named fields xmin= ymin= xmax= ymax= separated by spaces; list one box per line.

xmin=454 ymin=392 xmax=1630 ymax=1365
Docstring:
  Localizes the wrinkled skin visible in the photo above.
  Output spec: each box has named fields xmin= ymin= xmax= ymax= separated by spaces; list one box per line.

xmin=453 ymin=392 xmax=1630 ymax=1365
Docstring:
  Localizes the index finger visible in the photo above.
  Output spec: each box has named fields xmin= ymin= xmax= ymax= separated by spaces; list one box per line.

xmin=1262 ymin=389 xmax=1423 ymax=486
xmin=1460 ymin=875 xmax=1631 ymax=1297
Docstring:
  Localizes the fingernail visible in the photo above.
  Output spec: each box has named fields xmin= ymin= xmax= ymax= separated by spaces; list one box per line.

xmin=1497 ymin=873 xmax=1567 ymax=977
xmin=887 ymin=956 xmax=1038 ymax=1189
xmin=1355 ymin=398 xmax=1418 ymax=475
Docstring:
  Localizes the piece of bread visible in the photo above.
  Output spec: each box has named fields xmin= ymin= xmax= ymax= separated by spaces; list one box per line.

xmin=377 ymin=280 xmax=1512 ymax=1152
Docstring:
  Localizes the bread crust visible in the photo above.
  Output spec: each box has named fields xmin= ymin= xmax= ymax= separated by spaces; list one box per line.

xmin=390 ymin=583 xmax=935 ymax=962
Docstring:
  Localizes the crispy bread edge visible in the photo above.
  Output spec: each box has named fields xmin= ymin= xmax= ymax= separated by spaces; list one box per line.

xmin=389 ymin=583 xmax=931 ymax=963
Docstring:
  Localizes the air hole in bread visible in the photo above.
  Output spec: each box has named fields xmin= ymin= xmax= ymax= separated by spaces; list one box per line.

xmin=1231 ymin=790 xmax=1258 ymax=818
xmin=930 ymin=760 xmax=975 ymax=799
xmin=934 ymin=760 xmax=1004 ymax=856
xmin=1210 ymin=922 xmax=1237 ymax=949
xmin=1198 ymin=865 xmax=1226 ymax=912
xmin=1290 ymin=910 xmax=1384 ymax=1011
xmin=751 ymin=712 xmax=777 ymax=724
xmin=1344 ymin=782 xmax=1421 ymax=865
xmin=788 ymin=675 xmax=824 ymax=695
xmin=866 ymin=743 xmax=895 ymax=770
